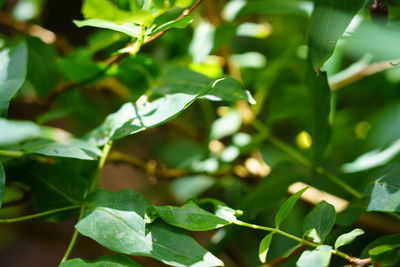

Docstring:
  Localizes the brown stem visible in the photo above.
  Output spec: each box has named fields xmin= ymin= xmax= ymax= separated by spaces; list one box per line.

xmin=263 ymin=244 xmax=307 ymax=267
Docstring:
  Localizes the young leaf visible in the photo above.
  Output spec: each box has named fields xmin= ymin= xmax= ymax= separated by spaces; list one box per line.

xmin=308 ymin=0 xmax=367 ymax=69
xmin=258 ymin=232 xmax=274 ymax=263
xmin=77 ymin=190 xmax=223 ymax=267
xmin=303 ymin=201 xmax=336 ymax=243
xmin=306 ymin=67 xmax=331 ymax=166
xmin=366 ymin=164 xmax=400 ymax=213
xmin=0 ymin=42 xmax=27 ymax=117
xmin=275 ymin=187 xmax=308 ymax=227
xmin=74 ymin=19 xmax=143 ymax=38
xmin=59 ymin=254 xmax=143 ymax=267
xmin=334 ymin=228 xmax=364 ymax=249
xmin=296 ymin=245 xmax=332 ymax=267
xmin=0 ymin=161 xmax=5 ymax=208
xmin=154 ymin=200 xmax=234 ymax=231
xmin=149 ymin=16 xmax=193 ymax=35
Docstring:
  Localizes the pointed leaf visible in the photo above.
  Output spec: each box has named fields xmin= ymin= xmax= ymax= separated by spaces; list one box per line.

xmin=59 ymin=254 xmax=142 ymax=267
xmin=74 ymin=19 xmax=143 ymax=38
xmin=309 ymin=0 xmax=367 ymax=69
xmin=258 ymin=232 xmax=274 ymax=263
xmin=149 ymin=16 xmax=193 ymax=35
xmin=366 ymin=164 xmax=400 ymax=213
xmin=296 ymin=245 xmax=332 ymax=267
xmin=77 ymin=190 xmax=223 ymax=267
xmin=0 ymin=42 xmax=27 ymax=117
xmin=303 ymin=201 xmax=336 ymax=243
xmin=0 ymin=161 xmax=5 ymax=207
xmin=334 ymin=228 xmax=364 ymax=249
xmin=275 ymin=187 xmax=308 ymax=227
xmin=155 ymin=200 xmax=234 ymax=231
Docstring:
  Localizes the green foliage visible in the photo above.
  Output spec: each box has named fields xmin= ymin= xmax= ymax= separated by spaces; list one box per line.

xmin=296 ymin=245 xmax=332 ymax=267
xmin=303 ymin=201 xmax=336 ymax=243
xmin=334 ymin=228 xmax=364 ymax=249
xmin=0 ymin=161 xmax=5 ymax=207
xmin=60 ymin=254 xmax=143 ymax=267
xmin=275 ymin=187 xmax=308 ymax=228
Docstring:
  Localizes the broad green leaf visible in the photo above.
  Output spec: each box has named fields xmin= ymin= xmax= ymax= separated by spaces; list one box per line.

xmin=210 ymin=109 xmax=242 ymax=140
xmin=0 ymin=161 xmax=5 ymax=207
xmin=22 ymin=139 xmax=102 ymax=160
xmin=361 ymin=234 xmax=400 ymax=267
xmin=306 ymin=68 xmax=331 ymax=166
xmin=0 ymin=118 xmax=72 ymax=147
xmin=74 ymin=19 xmax=143 ymax=37
xmin=308 ymin=0 xmax=367 ymax=69
xmin=296 ymin=245 xmax=332 ymax=267
xmin=366 ymin=164 xmax=400 ymax=213
xmin=59 ymin=254 xmax=142 ymax=267
xmin=234 ymin=0 xmax=312 ymax=19
xmin=155 ymin=200 xmax=234 ymax=231
xmin=77 ymin=189 xmax=223 ymax=267
xmin=0 ymin=42 xmax=27 ymax=117
xmin=303 ymin=201 xmax=336 ymax=243
xmin=275 ymin=187 xmax=308 ymax=227
xmin=155 ymin=67 xmax=253 ymax=103
xmin=26 ymin=37 xmax=59 ymax=97
xmin=149 ymin=16 xmax=193 ymax=35
xmin=258 ymin=232 xmax=274 ymax=263
xmin=334 ymin=228 xmax=364 ymax=249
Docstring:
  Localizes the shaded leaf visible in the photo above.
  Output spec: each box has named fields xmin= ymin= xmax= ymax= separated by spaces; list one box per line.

xmin=258 ymin=232 xmax=274 ymax=263
xmin=59 ymin=254 xmax=142 ymax=267
xmin=361 ymin=234 xmax=400 ymax=267
xmin=0 ymin=161 xmax=5 ymax=207
xmin=303 ymin=201 xmax=336 ymax=243
xmin=77 ymin=189 xmax=223 ymax=267
xmin=366 ymin=164 xmax=400 ymax=213
xmin=334 ymin=228 xmax=364 ymax=249
xmin=296 ymin=245 xmax=332 ymax=267
xmin=155 ymin=200 xmax=234 ymax=231
xmin=0 ymin=42 xmax=27 ymax=117
xmin=306 ymin=68 xmax=331 ymax=166
xmin=275 ymin=187 xmax=308 ymax=227
xmin=308 ymin=0 xmax=367 ymax=69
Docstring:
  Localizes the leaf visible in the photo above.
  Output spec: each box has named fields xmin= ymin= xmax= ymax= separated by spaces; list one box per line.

xmin=77 ymin=189 xmax=223 ymax=267
xmin=155 ymin=200 xmax=234 ymax=231
xmin=303 ymin=201 xmax=336 ymax=243
xmin=59 ymin=254 xmax=142 ymax=267
xmin=210 ymin=109 xmax=242 ymax=140
xmin=366 ymin=164 xmax=400 ymax=213
xmin=170 ymin=175 xmax=216 ymax=202
xmin=334 ymin=228 xmax=364 ymax=249
xmin=296 ymin=245 xmax=332 ymax=267
xmin=361 ymin=234 xmax=400 ymax=267
xmin=275 ymin=187 xmax=308 ymax=227
xmin=0 ymin=42 xmax=27 ymax=117
xmin=308 ymin=0 xmax=367 ymax=69
xmin=258 ymin=232 xmax=274 ymax=263
xmin=0 ymin=161 xmax=5 ymax=208
xmin=149 ymin=16 xmax=193 ymax=35
xmin=26 ymin=37 xmax=59 ymax=97
xmin=74 ymin=19 xmax=143 ymax=38
xmin=306 ymin=68 xmax=331 ymax=166
xmin=22 ymin=139 xmax=102 ymax=160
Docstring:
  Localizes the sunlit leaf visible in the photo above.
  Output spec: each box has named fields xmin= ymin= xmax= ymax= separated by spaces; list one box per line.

xmin=296 ymin=245 xmax=332 ymax=267
xmin=149 ymin=16 xmax=193 ymax=35
xmin=0 ymin=42 xmax=27 ymax=117
xmin=210 ymin=109 xmax=242 ymax=140
xmin=258 ymin=232 xmax=274 ymax=263
xmin=334 ymin=228 xmax=364 ymax=249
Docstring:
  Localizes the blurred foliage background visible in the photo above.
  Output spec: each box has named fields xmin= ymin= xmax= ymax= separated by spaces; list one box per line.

xmin=1 ymin=0 xmax=400 ymax=266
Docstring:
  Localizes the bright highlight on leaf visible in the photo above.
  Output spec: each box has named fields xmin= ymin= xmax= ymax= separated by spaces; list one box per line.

xmin=258 ymin=232 xmax=274 ymax=263
xmin=334 ymin=228 xmax=364 ymax=249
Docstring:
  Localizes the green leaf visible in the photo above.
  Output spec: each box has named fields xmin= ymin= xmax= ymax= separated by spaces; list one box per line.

xmin=361 ymin=234 xmax=400 ymax=266
xmin=74 ymin=19 xmax=143 ymax=38
xmin=26 ymin=37 xmax=59 ymax=97
xmin=155 ymin=200 xmax=234 ymax=231
xmin=303 ymin=201 xmax=336 ymax=243
xmin=0 ymin=42 xmax=27 ymax=117
xmin=22 ymin=139 xmax=102 ymax=160
xmin=149 ymin=16 xmax=193 ymax=35
xmin=77 ymin=189 xmax=223 ymax=267
xmin=296 ymin=245 xmax=332 ymax=267
xmin=306 ymin=68 xmax=331 ymax=166
xmin=170 ymin=175 xmax=216 ymax=202
xmin=308 ymin=0 xmax=367 ymax=69
xmin=59 ymin=254 xmax=143 ymax=267
xmin=0 ymin=161 xmax=5 ymax=208
xmin=275 ymin=187 xmax=308 ymax=227
xmin=366 ymin=164 xmax=400 ymax=213
xmin=334 ymin=228 xmax=364 ymax=249
xmin=258 ymin=232 xmax=274 ymax=263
